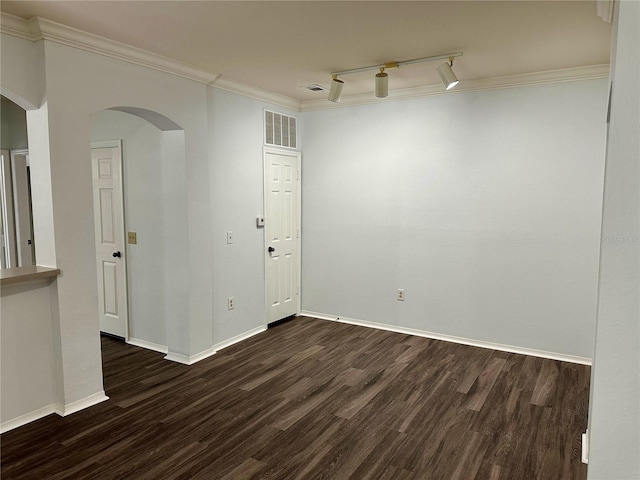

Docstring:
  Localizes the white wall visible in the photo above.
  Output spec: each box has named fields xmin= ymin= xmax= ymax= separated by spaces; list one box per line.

xmin=301 ymin=79 xmax=607 ymax=359
xmin=587 ymin=1 xmax=640 ymax=478
xmin=0 ymin=34 xmax=44 ymax=110
xmin=207 ymin=87 xmax=301 ymax=344
xmin=91 ymin=110 xmax=167 ymax=348
xmin=1 ymin=280 xmax=57 ymax=428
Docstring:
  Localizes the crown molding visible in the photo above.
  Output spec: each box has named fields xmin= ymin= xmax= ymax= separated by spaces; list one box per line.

xmin=2 ymin=12 xmax=608 ymax=112
xmin=301 ymin=64 xmax=610 ymax=111
xmin=596 ymin=0 xmax=614 ymax=23
xmin=0 ymin=12 xmax=33 ymax=40
xmin=0 ymin=13 xmax=218 ymax=85
xmin=211 ymin=76 xmax=301 ymax=112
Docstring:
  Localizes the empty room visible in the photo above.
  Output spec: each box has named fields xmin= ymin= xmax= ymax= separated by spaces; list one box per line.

xmin=0 ymin=1 xmax=638 ymax=479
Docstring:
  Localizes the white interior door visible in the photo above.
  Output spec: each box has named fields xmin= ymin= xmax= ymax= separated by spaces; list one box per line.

xmin=91 ymin=142 xmax=128 ymax=338
xmin=265 ymin=148 xmax=301 ymax=324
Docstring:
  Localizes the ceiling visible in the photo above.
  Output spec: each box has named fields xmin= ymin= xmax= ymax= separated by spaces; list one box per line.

xmin=0 ymin=1 xmax=612 ymax=101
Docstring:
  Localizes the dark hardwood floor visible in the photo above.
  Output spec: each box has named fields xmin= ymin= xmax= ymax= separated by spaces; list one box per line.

xmin=1 ymin=316 xmax=590 ymax=479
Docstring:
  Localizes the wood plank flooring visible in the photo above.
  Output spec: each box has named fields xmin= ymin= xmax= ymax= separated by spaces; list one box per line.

xmin=1 ymin=316 xmax=590 ymax=479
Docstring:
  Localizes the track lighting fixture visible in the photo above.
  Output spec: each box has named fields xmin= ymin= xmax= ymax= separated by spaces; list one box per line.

xmin=437 ymin=57 xmax=459 ymax=90
xmin=375 ymin=68 xmax=388 ymax=98
xmin=328 ymin=76 xmax=344 ymax=103
xmin=327 ymin=51 xmax=462 ymax=102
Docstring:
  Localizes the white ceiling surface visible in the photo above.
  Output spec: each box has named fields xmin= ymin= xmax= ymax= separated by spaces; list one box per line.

xmin=1 ymin=1 xmax=611 ymax=101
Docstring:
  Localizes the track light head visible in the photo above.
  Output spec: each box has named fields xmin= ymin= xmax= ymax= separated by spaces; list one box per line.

xmin=328 ymin=76 xmax=344 ymax=103
xmin=375 ymin=69 xmax=388 ymax=98
xmin=437 ymin=58 xmax=459 ymax=90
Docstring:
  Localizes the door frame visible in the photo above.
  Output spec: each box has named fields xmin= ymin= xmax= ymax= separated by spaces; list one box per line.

xmin=10 ymin=149 xmax=35 ymax=266
xmin=263 ymin=146 xmax=302 ymax=327
xmin=0 ymin=149 xmax=17 ymax=268
xmin=90 ymin=139 xmax=130 ymax=340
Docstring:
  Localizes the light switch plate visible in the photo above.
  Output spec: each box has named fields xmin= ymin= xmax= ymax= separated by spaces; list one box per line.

xmin=226 ymin=231 xmax=233 ymax=244
xmin=128 ymin=232 xmax=137 ymax=244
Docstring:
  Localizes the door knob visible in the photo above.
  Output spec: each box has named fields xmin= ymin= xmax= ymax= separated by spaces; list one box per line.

xmin=112 ymin=251 xmax=122 ymax=258
xmin=268 ymin=246 xmax=275 ymax=253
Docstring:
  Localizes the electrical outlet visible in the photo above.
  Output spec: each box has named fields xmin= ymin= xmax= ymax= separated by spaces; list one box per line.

xmin=227 ymin=297 xmax=235 ymax=310
xmin=397 ymin=289 xmax=405 ymax=301
xmin=226 ymin=231 xmax=233 ymax=244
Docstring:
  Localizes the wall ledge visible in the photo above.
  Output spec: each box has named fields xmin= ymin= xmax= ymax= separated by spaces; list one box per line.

xmin=0 ymin=265 xmax=60 ymax=286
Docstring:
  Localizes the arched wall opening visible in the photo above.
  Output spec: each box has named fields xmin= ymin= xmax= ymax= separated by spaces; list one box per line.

xmin=90 ymin=107 xmax=188 ymax=353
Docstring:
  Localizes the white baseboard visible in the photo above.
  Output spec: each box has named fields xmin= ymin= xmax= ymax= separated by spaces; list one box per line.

xmin=582 ymin=430 xmax=589 ymax=464
xmin=1 ymin=391 xmax=110 ymax=433
xmin=1 ymin=404 xmax=57 ymax=433
xmin=55 ymin=391 xmax=110 ymax=416
xmin=299 ymin=310 xmax=592 ymax=366
xmin=164 ymin=346 xmax=218 ymax=366
xmin=213 ymin=325 xmax=267 ymax=352
xmin=127 ymin=337 xmax=169 ymax=354
xmin=164 ymin=352 xmax=197 ymax=365
xmin=164 ymin=326 xmax=267 ymax=365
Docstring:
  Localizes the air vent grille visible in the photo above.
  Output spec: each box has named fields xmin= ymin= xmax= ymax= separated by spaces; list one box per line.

xmin=265 ymin=110 xmax=297 ymax=149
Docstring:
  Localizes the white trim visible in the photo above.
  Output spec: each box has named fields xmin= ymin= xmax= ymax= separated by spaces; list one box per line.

xmin=212 ymin=76 xmax=301 ymax=112
xmin=0 ymin=404 xmax=57 ymax=433
xmin=164 ymin=326 xmax=267 ymax=365
xmin=127 ymin=337 xmax=168 ymax=354
xmin=596 ymin=0 xmax=614 ymax=23
xmin=55 ymin=391 xmax=109 ymax=417
xmin=0 ymin=13 xmax=218 ymax=85
xmin=581 ymin=430 xmax=589 ymax=464
xmin=90 ymin=140 xmax=120 ymax=149
xmin=0 ymin=12 xmax=34 ymax=41
xmin=299 ymin=310 xmax=592 ymax=366
xmin=189 ymin=347 xmax=218 ymax=364
xmin=301 ymin=64 xmax=610 ymax=111
xmin=163 ymin=352 xmax=193 ymax=365
xmin=164 ymin=346 xmax=217 ymax=365
xmin=213 ymin=325 xmax=267 ymax=352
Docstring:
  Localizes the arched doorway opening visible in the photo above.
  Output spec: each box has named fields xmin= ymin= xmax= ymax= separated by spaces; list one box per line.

xmin=90 ymin=107 xmax=187 ymax=356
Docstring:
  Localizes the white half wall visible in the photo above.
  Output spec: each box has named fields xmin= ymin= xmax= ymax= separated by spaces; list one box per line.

xmin=1 ymin=279 xmax=56 ymax=428
xmin=587 ymin=0 xmax=640 ymax=477
xmin=301 ymin=79 xmax=608 ymax=359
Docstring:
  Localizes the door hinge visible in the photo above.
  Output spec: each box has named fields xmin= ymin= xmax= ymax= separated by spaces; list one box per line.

xmin=297 ymin=170 xmax=300 ymax=181
xmin=297 ymin=229 xmax=299 ymax=239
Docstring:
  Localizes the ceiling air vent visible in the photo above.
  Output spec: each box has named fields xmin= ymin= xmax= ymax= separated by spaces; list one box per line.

xmin=265 ymin=110 xmax=297 ymax=149
xmin=304 ymin=84 xmax=328 ymax=92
